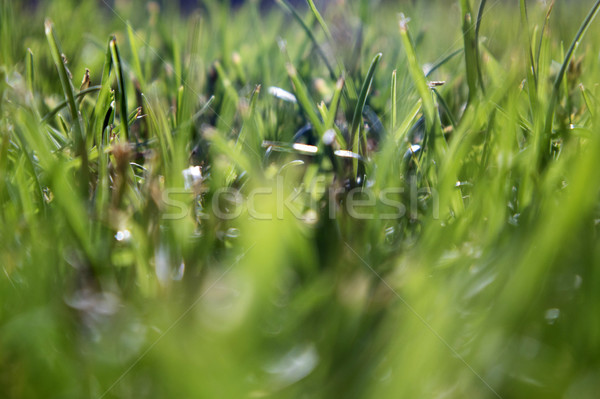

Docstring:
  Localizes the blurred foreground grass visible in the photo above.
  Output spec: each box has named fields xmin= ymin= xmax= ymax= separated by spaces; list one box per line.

xmin=2 ymin=0 xmax=600 ymax=397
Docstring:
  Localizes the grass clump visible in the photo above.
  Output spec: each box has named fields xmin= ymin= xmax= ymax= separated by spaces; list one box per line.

xmin=2 ymin=0 xmax=600 ymax=398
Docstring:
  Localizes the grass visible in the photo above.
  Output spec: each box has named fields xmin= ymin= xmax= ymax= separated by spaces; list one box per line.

xmin=2 ymin=0 xmax=600 ymax=397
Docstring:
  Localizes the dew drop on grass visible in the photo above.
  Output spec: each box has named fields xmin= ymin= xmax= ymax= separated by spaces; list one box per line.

xmin=264 ymin=343 xmax=319 ymax=386
xmin=225 ymin=228 xmax=240 ymax=239
xmin=302 ymin=209 xmax=318 ymax=225
xmin=115 ymin=229 xmax=131 ymax=242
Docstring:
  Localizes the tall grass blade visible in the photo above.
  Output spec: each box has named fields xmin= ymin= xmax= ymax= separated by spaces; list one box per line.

xmin=306 ymin=0 xmax=333 ymax=42
xmin=519 ymin=0 xmax=538 ymax=91
xmin=459 ymin=0 xmax=479 ymax=105
xmin=348 ymin=52 xmax=381 ymax=180
xmin=475 ymin=0 xmax=487 ymax=94
xmin=399 ymin=18 xmax=438 ymax=148
xmin=286 ymin=62 xmax=325 ymax=135
xmin=110 ymin=36 xmax=129 ymax=141
xmin=44 ymin=19 xmax=84 ymax=139
xmin=44 ymin=19 xmax=88 ymax=193
xmin=425 ymin=49 xmax=462 ymax=78
xmin=26 ymin=48 xmax=34 ymax=94
xmin=127 ymin=23 xmax=145 ymax=88
xmin=350 ymin=52 xmax=381 ymax=157
xmin=390 ymin=69 xmax=397 ymax=133
xmin=535 ymin=0 xmax=555 ymax=77
xmin=91 ymin=37 xmax=114 ymax=147
xmin=326 ymin=77 xmax=344 ymax=130
xmin=41 ymin=86 xmax=101 ymax=124
xmin=544 ymin=0 xmax=600 ymax=137
xmin=276 ymin=0 xmax=336 ymax=81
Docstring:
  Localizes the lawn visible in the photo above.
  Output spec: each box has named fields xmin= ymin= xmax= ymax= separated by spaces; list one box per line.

xmin=1 ymin=0 xmax=600 ymax=397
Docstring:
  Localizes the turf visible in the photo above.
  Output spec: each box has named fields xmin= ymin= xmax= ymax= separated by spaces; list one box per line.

xmin=2 ymin=0 xmax=600 ymax=397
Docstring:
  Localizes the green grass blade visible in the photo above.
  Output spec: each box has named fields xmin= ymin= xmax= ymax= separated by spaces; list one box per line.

xmin=544 ymin=0 xmax=600 ymax=136
xmin=535 ymin=1 xmax=555 ymax=78
xmin=277 ymin=0 xmax=358 ymax=101
xmin=214 ymin=61 xmax=240 ymax=105
xmin=390 ymin=69 xmax=397 ymax=133
xmin=174 ymin=95 xmax=216 ymax=135
xmin=350 ymin=52 xmax=381 ymax=151
xmin=433 ymin=89 xmax=457 ymax=128
xmin=459 ymin=0 xmax=479 ymax=105
xmin=0 ymin=0 xmax=15 ymax=65
xmin=110 ymin=36 xmax=129 ymax=141
xmin=143 ymin=93 xmax=174 ymax=170
xmin=276 ymin=0 xmax=336 ymax=81
xmin=425 ymin=49 xmax=463 ymax=78
xmin=173 ymin=33 xmax=183 ymax=90
xmin=44 ymin=18 xmax=88 ymax=193
xmin=317 ymin=101 xmax=328 ymax=122
xmin=236 ymin=84 xmax=261 ymax=154
xmin=26 ymin=48 xmax=34 ymax=94
xmin=41 ymin=86 xmax=101 ymax=124
xmin=44 ymin=19 xmax=83 ymax=140
xmin=475 ymin=0 xmax=487 ymax=94
xmin=580 ymin=83 xmax=596 ymax=119
xmin=91 ymin=36 xmax=113 ymax=151
xmin=0 ymin=128 xmax=8 ymax=201
xmin=399 ymin=19 xmax=437 ymax=142
xmin=326 ymin=77 xmax=344 ymax=130
xmin=127 ymin=22 xmax=145 ymax=88
xmin=349 ymin=52 xmax=381 ymax=178
xmin=306 ymin=0 xmax=333 ymax=42
xmin=286 ymin=62 xmax=325 ymax=135
xmin=519 ymin=0 xmax=537 ymax=85
xmin=394 ymin=99 xmax=421 ymax=143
